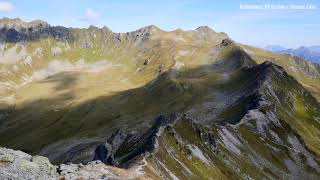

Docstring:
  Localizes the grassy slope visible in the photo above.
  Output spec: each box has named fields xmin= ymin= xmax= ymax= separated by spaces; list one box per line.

xmin=0 ymin=27 xmax=228 ymax=155
xmin=240 ymin=44 xmax=320 ymax=101
xmin=0 ymin=21 xmax=320 ymax=179
xmin=144 ymin=63 xmax=320 ymax=179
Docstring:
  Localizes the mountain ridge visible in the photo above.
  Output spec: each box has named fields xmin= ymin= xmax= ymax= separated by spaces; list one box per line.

xmin=264 ymin=45 xmax=320 ymax=64
xmin=0 ymin=18 xmax=320 ymax=179
xmin=0 ymin=17 xmax=224 ymax=42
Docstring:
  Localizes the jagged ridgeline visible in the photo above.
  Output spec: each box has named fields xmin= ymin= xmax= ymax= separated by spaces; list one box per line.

xmin=0 ymin=18 xmax=320 ymax=179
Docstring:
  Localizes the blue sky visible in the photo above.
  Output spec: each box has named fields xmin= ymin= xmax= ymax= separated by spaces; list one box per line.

xmin=0 ymin=0 xmax=319 ymax=48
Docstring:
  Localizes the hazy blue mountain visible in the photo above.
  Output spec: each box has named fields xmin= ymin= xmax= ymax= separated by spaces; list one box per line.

xmin=264 ymin=45 xmax=286 ymax=52
xmin=309 ymin=45 xmax=320 ymax=53
xmin=265 ymin=45 xmax=320 ymax=64
xmin=1 ymin=18 xmax=320 ymax=179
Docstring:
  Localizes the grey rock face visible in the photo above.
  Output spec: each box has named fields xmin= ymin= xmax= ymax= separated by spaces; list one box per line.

xmin=220 ymin=38 xmax=233 ymax=47
xmin=94 ymin=129 xmax=126 ymax=165
xmin=275 ymin=46 xmax=320 ymax=64
xmin=92 ymin=113 xmax=181 ymax=167
xmin=0 ymin=147 xmax=58 ymax=180
xmin=0 ymin=147 xmax=140 ymax=179
xmin=143 ymin=59 xmax=149 ymax=65
xmin=58 ymin=161 xmax=130 ymax=180
xmin=0 ymin=18 xmax=73 ymax=42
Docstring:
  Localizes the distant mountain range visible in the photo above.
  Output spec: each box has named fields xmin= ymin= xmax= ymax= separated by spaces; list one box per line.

xmin=264 ymin=45 xmax=287 ymax=52
xmin=1 ymin=18 xmax=320 ymax=179
xmin=265 ymin=45 xmax=320 ymax=64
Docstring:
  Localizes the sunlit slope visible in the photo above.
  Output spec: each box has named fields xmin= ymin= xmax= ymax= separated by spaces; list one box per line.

xmin=85 ymin=61 xmax=320 ymax=179
xmin=106 ymin=62 xmax=320 ymax=179
xmin=241 ymin=44 xmax=320 ymax=101
xmin=0 ymin=18 xmax=319 ymax=179
xmin=0 ymin=18 xmax=229 ymax=159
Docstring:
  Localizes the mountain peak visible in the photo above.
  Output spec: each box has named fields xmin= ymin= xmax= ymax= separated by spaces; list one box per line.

xmin=0 ymin=17 xmax=23 ymax=23
xmin=264 ymin=45 xmax=286 ymax=52
xmin=0 ymin=17 xmax=49 ymax=29
xmin=195 ymin=26 xmax=215 ymax=32
xmin=1 ymin=17 xmax=320 ymax=180
xmin=137 ymin=25 xmax=161 ymax=33
xmin=266 ymin=45 xmax=320 ymax=64
xmin=247 ymin=60 xmax=285 ymax=75
xmin=220 ymin=38 xmax=234 ymax=46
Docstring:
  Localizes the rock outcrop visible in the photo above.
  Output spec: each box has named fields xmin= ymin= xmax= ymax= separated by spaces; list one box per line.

xmin=94 ymin=129 xmax=126 ymax=165
xmin=0 ymin=147 xmax=145 ymax=179
xmin=94 ymin=113 xmax=181 ymax=167
xmin=0 ymin=147 xmax=58 ymax=179
xmin=1 ymin=18 xmax=320 ymax=179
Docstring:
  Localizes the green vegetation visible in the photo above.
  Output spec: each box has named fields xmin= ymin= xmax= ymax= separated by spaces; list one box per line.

xmin=0 ymin=18 xmax=320 ymax=179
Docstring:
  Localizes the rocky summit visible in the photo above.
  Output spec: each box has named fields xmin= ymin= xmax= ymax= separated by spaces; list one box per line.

xmin=0 ymin=18 xmax=320 ymax=179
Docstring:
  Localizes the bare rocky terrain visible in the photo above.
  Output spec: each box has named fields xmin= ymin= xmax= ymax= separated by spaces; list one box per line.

xmin=0 ymin=18 xmax=320 ymax=179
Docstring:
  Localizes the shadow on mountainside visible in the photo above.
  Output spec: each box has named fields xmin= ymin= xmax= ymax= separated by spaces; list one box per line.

xmin=39 ymin=72 xmax=80 ymax=91
xmin=0 ymin=25 xmax=75 ymax=43
xmin=0 ymin=46 xmax=256 ymax=161
xmin=0 ymin=43 xmax=319 ymax=165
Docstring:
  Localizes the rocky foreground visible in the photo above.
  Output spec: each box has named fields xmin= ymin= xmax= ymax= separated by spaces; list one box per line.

xmin=1 ymin=18 xmax=320 ymax=179
xmin=0 ymin=147 xmax=148 ymax=179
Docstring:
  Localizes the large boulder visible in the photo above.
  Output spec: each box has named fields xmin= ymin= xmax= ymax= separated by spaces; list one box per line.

xmin=0 ymin=147 xmax=58 ymax=179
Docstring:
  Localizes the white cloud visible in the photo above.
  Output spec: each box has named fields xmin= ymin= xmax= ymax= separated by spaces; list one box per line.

xmin=0 ymin=1 xmax=14 ymax=12
xmin=79 ymin=9 xmax=100 ymax=22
